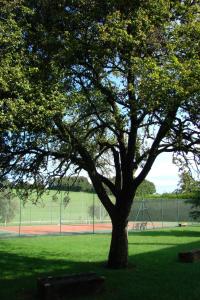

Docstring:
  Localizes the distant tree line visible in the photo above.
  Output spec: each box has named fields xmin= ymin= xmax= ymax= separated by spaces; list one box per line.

xmin=49 ymin=176 xmax=94 ymax=193
xmin=48 ymin=176 xmax=156 ymax=196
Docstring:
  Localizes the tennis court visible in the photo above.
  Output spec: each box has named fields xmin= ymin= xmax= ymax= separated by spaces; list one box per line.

xmin=0 ymin=193 xmax=197 ymax=237
xmin=0 ymin=221 xmax=170 ymax=236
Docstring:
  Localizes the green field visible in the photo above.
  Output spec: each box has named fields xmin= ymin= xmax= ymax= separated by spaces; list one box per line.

xmin=1 ymin=191 xmax=109 ymax=226
xmin=0 ymin=226 xmax=200 ymax=300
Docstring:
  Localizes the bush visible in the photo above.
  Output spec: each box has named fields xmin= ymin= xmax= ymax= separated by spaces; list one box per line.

xmin=63 ymin=195 xmax=70 ymax=208
xmin=0 ymin=188 xmax=18 ymax=225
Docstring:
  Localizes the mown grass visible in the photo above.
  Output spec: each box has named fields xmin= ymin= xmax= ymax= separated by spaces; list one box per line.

xmin=0 ymin=226 xmax=200 ymax=300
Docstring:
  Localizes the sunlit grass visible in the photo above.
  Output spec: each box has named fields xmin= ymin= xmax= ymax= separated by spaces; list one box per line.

xmin=0 ymin=226 xmax=200 ymax=300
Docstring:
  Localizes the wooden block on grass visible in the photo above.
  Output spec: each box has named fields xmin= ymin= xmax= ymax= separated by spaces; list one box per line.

xmin=178 ymin=223 xmax=187 ymax=227
xmin=179 ymin=249 xmax=200 ymax=263
xmin=37 ymin=272 xmax=105 ymax=300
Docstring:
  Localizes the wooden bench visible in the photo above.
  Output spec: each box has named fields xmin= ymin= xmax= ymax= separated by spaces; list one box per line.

xmin=178 ymin=249 xmax=200 ymax=263
xmin=37 ymin=272 xmax=105 ymax=300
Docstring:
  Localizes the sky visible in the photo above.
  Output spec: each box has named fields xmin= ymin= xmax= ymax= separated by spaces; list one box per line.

xmin=146 ymin=152 xmax=180 ymax=194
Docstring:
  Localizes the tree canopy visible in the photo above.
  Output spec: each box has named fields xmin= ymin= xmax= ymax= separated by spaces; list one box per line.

xmin=136 ymin=178 xmax=156 ymax=196
xmin=177 ymin=171 xmax=200 ymax=220
xmin=0 ymin=0 xmax=199 ymax=268
xmin=177 ymin=171 xmax=199 ymax=194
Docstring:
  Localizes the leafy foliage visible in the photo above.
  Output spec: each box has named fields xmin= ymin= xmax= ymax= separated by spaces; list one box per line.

xmin=1 ymin=1 xmax=199 ymax=193
xmin=177 ymin=171 xmax=199 ymax=194
xmin=136 ymin=179 xmax=156 ymax=196
xmin=52 ymin=194 xmax=59 ymax=203
xmin=177 ymin=171 xmax=200 ymax=220
xmin=63 ymin=194 xmax=70 ymax=208
xmin=0 ymin=188 xmax=18 ymax=224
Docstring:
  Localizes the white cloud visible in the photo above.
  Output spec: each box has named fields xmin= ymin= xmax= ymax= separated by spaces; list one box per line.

xmin=146 ymin=153 xmax=180 ymax=194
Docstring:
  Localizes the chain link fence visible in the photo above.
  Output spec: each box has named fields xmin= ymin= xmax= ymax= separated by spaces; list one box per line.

xmin=0 ymin=191 xmax=199 ymax=237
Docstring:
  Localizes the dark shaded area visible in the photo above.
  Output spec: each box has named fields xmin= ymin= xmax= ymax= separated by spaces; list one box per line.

xmin=0 ymin=251 xmax=105 ymax=300
xmin=37 ymin=272 xmax=105 ymax=299
xmin=128 ymin=228 xmax=200 ymax=238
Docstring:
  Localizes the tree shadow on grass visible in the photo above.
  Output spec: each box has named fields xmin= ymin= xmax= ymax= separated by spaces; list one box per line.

xmin=128 ymin=227 xmax=200 ymax=238
xmin=0 ymin=232 xmax=200 ymax=300
xmin=0 ymin=251 xmax=106 ymax=300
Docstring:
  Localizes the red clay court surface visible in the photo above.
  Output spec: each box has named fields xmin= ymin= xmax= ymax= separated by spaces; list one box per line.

xmin=0 ymin=223 xmax=112 ymax=235
xmin=0 ymin=222 xmax=162 ymax=236
xmin=0 ymin=224 xmax=111 ymax=235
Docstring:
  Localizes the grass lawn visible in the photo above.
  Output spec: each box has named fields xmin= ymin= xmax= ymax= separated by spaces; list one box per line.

xmin=0 ymin=226 xmax=200 ymax=300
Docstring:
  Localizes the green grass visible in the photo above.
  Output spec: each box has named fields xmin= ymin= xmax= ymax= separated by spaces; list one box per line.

xmin=0 ymin=226 xmax=200 ymax=300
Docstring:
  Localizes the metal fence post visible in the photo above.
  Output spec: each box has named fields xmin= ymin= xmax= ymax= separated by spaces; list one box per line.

xmin=99 ymin=202 xmax=101 ymax=222
xmin=93 ymin=192 xmax=95 ymax=234
xmin=50 ymin=200 xmax=52 ymax=225
xmin=177 ymin=197 xmax=180 ymax=226
xmin=161 ymin=198 xmax=164 ymax=228
xmin=19 ymin=197 xmax=22 ymax=236
xmin=60 ymin=192 xmax=62 ymax=234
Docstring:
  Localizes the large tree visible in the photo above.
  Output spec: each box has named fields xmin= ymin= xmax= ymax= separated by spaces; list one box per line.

xmin=136 ymin=179 xmax=156 ymax=196
xmin=0 ymin=0 xmax=200 ymax=268
xmin=177 ymin=171 xmax=200 ymax=220
xmin=177 ymin=171 xmax=199 ymax=194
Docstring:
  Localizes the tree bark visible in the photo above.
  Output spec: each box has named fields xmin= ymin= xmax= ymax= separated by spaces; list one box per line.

xmin=107 ymin=220 xmax=129 ymax=269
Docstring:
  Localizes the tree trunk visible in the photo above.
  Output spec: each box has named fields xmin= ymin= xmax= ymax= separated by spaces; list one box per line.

xmin=107 ymin=220 xmax=129 ymax=269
